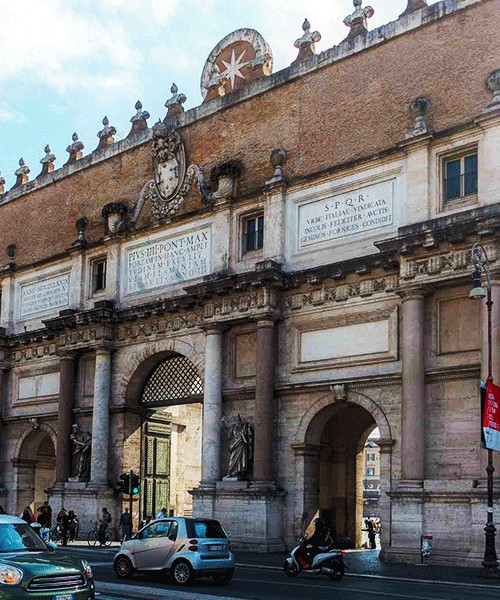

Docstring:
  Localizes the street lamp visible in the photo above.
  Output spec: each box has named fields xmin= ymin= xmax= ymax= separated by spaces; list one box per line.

xmin=469 ymin=242 xmax=498 ymax=576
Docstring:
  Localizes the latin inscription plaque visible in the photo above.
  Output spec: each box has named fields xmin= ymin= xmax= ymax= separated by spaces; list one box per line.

xmin=20 ymin=274 xmax=70 ymax=318
xmin=126 ymin=226 xmax=212 ymax=294
xmin=298 ymin=179 xmax=395 ymax=250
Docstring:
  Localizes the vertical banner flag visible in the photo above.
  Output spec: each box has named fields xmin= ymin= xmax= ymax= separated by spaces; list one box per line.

xmin=483 ymin=380 xmax=500 ymax=451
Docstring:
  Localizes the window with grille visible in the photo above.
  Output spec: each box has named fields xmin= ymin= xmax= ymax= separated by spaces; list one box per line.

xmin=141 ymin=355 xmax=203 ymax=407
xmin=242 ymin=214 xmax=264 ymax=254
xmin=443 ymin=150 xmax=478 ymax=203
xmin=92 ymin=258 xmax=107 ymax=293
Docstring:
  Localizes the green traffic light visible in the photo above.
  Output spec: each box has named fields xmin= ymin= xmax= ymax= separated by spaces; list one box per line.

xmin=132 ymin=487 xmax=140 ymax=494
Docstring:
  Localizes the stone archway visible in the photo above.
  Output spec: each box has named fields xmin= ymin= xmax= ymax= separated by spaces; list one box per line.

xmin=13 ymin=425 xmax=56 ymax=516
xmin=293 ymin=387 xmax=393 ymax=550
xmin=121 ymin=348 xmax=204 ymax=522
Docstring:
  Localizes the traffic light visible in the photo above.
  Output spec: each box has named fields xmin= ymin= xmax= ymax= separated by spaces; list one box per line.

xmin=130 ymin=471 xmax=141 ymax=496
xmin=117 ymin=472 xmax=130 ymax=494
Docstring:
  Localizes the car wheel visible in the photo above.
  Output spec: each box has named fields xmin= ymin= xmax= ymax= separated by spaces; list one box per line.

xmin=172 ymin=559 xmax=193 ymax=585
xmin=114 ymin=556 xmax=134 ymax=579
xmin=212 ymin=569 xmax=234 ymax=585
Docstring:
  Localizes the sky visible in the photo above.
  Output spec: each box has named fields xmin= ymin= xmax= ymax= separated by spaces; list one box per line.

xmin=0 ymin=0 xmax=439 ymax=189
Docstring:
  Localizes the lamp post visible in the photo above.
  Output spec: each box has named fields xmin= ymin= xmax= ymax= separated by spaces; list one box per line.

xmin=469 ymin=242 xmax=498 ymax=576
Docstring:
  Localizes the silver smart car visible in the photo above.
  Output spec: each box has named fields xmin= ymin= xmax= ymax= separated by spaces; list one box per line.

xmin=113 ymin=517 xmax=235 ymax=585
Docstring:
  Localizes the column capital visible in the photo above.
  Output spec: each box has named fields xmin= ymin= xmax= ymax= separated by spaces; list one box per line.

xmin=201 ymin=324 xmax=228 ymax=335
xmin=292 ymin=443 xmax=321 ymax=457
xmin=94 ymin=342 xmax=114 ymax=356
xmin=0 ymin=360 xmax=11 ymax=373
xmin=57 ymin=350 xmax=79 ymax=361
xmin=256 ymin=318 xmax=277 ymax=329
xmin=396 ymin=286 xmax=428 ymax=301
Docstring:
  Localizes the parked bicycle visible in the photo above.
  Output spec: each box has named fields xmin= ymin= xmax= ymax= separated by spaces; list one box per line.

xmin=87 ymin=522 xmax=113 ymax=547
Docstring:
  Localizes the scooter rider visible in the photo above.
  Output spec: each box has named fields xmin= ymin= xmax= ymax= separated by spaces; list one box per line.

xmin=302 ymin=518 xmax=332 ymax=565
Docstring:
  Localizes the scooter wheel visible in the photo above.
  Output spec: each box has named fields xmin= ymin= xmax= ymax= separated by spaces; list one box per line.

xmin=283 ymin=560 xmax=299 ymax=578
xmin=327 ymin=562 xmax=345 ymax=581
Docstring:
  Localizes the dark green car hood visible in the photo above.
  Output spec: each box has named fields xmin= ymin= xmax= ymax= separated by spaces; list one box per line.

xmin=0 ymin=551 xmax=83 ymax=576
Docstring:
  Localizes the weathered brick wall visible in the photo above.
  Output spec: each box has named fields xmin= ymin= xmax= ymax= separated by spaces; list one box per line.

xmin=0 ymin=0 xmax=496 ymax=269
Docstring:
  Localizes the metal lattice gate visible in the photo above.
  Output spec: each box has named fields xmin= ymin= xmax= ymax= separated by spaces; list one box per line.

xmin=140 ymin=354 xmax=203 ymax=519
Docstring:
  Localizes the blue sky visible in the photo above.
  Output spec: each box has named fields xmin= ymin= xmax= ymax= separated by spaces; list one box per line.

xmin=0 ymin=0 xmax=438 ymax=189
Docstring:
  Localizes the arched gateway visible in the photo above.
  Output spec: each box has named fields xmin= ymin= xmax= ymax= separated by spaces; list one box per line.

xmin=293 ymin=388 xmax=393 ymax=550
xmin=126 ymin=352 xmax=204 ymax=520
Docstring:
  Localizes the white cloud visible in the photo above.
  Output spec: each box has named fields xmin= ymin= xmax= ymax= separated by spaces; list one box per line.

xmin=0 ymin=103 xmax=26 ymax=123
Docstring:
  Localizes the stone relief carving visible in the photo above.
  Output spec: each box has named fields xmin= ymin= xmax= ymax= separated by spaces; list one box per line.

xmin=132 ymin=122 xmax=214 ymax=222
xmin=222 ymin=414 xmax=254 ymax=480
xmin=70 ymin=423 xmax=92 ymax=481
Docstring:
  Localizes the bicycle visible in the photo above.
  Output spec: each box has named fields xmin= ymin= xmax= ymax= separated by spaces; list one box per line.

xmin=87 ymin=522 xmax=113 ymax=547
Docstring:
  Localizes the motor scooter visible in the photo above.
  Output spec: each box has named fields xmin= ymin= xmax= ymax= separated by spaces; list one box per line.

xmin=283 ymin=536 xmax=346 ymax=581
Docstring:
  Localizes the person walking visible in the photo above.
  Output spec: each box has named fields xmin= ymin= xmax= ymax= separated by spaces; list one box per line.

xmin=21 ymin=506 xmax=35 ymax=524
xmin=155 ymin=507 xmax=168 ymax=520
xmin=365 ymin=519 xmax=376 ymax=550
xmin=119 ymin=507 xmax=133 ymax=543
xmin=98 ymin=508 xmax=112 ymax=546
xmin=67 ymin=510 xmax=79 ymax=542
xmin=56 ymin=508 xmax=70 ymax=546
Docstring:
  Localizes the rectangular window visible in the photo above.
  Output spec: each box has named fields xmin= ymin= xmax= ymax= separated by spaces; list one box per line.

xmin=366 ymin=467 xmax=375 ymax=476
xmin=444 ymin=151 xmax=478 ymax=202
xmin=92 ymin=259 xmax=107 ymax=293
xmin=243 ymin=214 xmax=264 ymax=254
xmin=367 ymin=453 xmax=376 ymax=462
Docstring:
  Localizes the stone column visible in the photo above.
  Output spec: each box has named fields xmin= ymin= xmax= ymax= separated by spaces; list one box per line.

xmin=253 ymin=319 xmax=276 ymax=483
xmin=200 ymin=328 xmax=223 ymax=487
xmin=90 ymin=346 xmax=111 ymax=486
xmin=55 ymin=353 xmax=77 ymax=483
xmin=400 ymin=289 xmax=426 ymax=483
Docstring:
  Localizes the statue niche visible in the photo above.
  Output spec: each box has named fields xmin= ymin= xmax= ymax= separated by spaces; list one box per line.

xmin=70 ymin=423 xmax=92 ymax=481
xmin=222 ymin=414 xmax=254 ymax=480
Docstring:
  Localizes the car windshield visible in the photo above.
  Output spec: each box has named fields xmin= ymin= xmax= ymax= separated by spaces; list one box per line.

xmin=0 ymin=523 xmax=47 ymax=552
xmin=187 ymin=520 xmax=227 ymax=539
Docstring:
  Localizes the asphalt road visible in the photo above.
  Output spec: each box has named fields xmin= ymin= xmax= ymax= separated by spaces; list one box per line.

xmin=89 ymin=561 xmax=500 ymax=600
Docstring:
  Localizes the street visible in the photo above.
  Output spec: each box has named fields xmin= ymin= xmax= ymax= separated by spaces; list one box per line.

xmin=60 ymin=547 xmax=500 ymax=600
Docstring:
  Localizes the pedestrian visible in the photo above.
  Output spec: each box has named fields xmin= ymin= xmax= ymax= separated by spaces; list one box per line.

xmin=0 ymin=505 xmax=6 ymax=515
xmin=57 ymin=508 xmax=70 ymax=546
xmin=98 ymin=507 xmax=112 ymax=546
xmin=68 ymin=510 xmax=79 ymax=542
xmin=38 ymin=501 xmax=52 ymax=527
xmin=37 ymin=506 xmax=50 ymax=528
xmin=144 ymin=515 xmax=153 ymax=527
xmin=119 ymin=507 xmax=133 ymax=543
xmin=155 ymin=507 xmax=168 ymax=520
xmin=364 ymin=519 xmax=376 ymax=550
xmin=21 ymin=505 xmax=35 ymax=524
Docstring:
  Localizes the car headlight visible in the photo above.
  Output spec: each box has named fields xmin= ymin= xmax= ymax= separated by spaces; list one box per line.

xmin=82 ymin=560 xmax=93 ymax=579
xmin=0 ymin=565 xmax=23 ymax=585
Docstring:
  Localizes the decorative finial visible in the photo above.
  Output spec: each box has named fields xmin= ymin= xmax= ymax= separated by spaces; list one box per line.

xmin=6 ymin=243 xmax=16 ymax=268
xmin=96 ymin=115 xmax=117 ymax=150
xmin=266 ymin=149 xmax=287 ymax=186
xmin=14 ymin=158 xmax=30 ymax=187
xmin=0 ymin=171 xmax=5 ymax=195
xmin=407 ymin=97 xmax=431 ymax=137
xmin=293 ymin=18 xmax=321 ymax=64
xmin=66 ymin=132 xmax=84 ymax=164
xmin=38 ymin=144 xmax=56 ymax=177
xmin=485 ymin=70 xmax=500 ymax=108
xmin=71 ymin=217 xmax=89 ymax=249
xmin=400 ymin=0 xmax=428 ymax=17
xmin=164 ymin=83 xmax=187 ymax=119
xmin=343 ymin=0 xmax=374 ymax=40
xmin=128 ymin=100 xmax=150 ymax=137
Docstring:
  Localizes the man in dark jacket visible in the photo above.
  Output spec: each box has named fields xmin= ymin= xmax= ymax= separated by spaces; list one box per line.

xmin=119 ymin=507 xmax=133 ymax=542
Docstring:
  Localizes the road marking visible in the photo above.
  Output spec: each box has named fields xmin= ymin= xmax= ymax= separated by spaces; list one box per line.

xmin=96 ymin=581 xmax=240 ymax=600
xmin=89 ymin=561 xmax=114 ymax=567
xmin=234 ymin=576 xmax=493 ymax=600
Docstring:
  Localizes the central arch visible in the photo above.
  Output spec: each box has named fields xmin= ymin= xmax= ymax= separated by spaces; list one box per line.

xmin=122 ymin=349 xmax=204 ymax=523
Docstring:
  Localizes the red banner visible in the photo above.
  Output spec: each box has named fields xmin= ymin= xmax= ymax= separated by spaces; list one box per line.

xmin=483 ymin=381 xmax=500 ymax=451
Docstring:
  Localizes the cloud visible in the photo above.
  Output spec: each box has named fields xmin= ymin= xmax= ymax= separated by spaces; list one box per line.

xmin=0 ymin=103 xmax=26 ymax=123
xmin=0 ymin=0 xmax=179 ymax=94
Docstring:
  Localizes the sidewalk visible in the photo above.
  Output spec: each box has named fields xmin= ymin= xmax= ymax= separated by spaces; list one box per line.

xmin=235 ymin=549 xmax=500 ymax=588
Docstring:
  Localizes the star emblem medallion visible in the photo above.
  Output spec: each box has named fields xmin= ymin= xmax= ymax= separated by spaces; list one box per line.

xmin=220 ymin=48 xmax=247 ymax=90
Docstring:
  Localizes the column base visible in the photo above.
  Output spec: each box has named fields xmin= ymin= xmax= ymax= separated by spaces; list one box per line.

xmin=48 ymin=482 xmax=117 ymax=539
xmin=191 ymin=481 xmax=286 ymax=552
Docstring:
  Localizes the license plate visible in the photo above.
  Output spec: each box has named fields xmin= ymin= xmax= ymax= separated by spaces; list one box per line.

xmin=209 ymin=544 xmax=224 ymax=551
xmin=52 ymin=595 xmax=74 ymax=600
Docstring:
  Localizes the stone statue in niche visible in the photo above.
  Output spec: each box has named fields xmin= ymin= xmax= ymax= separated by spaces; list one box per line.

xmin=70 ymin=424 xmax=92 ymax=481
xmin=222 ymin=414 xmax=254 ymax=480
